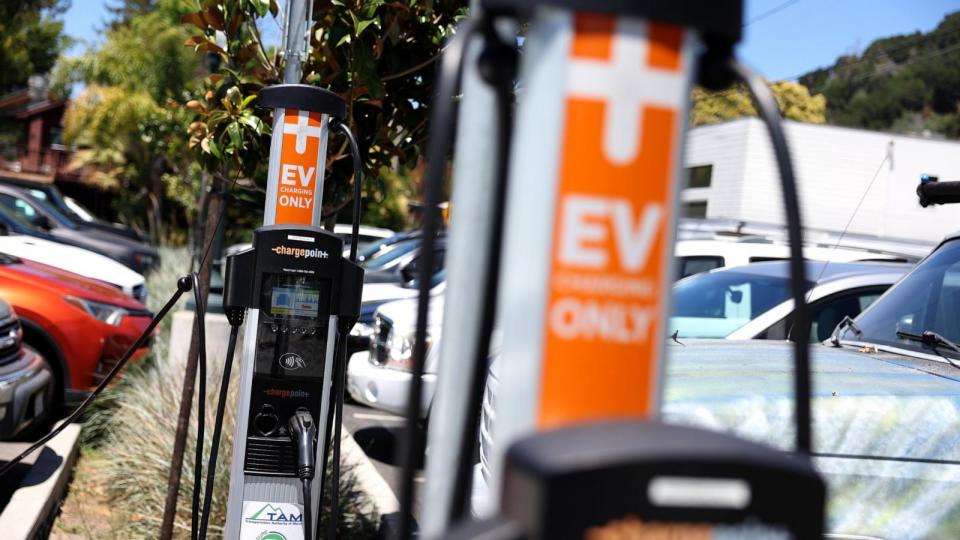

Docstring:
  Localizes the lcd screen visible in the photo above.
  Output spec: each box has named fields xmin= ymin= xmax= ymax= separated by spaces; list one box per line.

xmin=270 ymin=286 xmax=321 ymax=318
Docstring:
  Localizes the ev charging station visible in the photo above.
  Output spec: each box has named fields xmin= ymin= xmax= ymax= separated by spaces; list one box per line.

xmin=220 ymin=84 xmax=364 ymax=540
xmin=409 ymin=0 xmax=827 ymax=538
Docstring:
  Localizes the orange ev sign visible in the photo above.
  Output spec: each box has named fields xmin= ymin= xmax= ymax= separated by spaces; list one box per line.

xmin=538 ymin=14 xmax=690 ymax=428
xmin=273 ymin=109 xmax=325 ymax=224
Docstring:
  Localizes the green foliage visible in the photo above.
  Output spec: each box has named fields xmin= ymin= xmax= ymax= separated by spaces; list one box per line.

xmin=184 ymin=0 xmax=468 ymax=227
xmin=690 ymin=80 xmax=827 ymax=126
xmin=57 ymin=3 xmax=204 ymax=240
xmin=800 ymin=11 xmax=960 ymax=137
xmin=0 ymin=0 xmax=69 ymax=94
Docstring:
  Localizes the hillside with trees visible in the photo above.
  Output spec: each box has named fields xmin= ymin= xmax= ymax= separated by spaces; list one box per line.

xmin=800 ymin=11 xmax=960 ymax=138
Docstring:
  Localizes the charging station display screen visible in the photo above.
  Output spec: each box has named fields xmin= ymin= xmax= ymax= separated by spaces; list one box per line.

xmin=270 ymin=286 xmax=320 ymax=318
xmin=260 ymin=274 xmax=329 ymax=320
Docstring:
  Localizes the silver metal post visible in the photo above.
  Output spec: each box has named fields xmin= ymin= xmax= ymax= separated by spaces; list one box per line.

xmin=283 ymin=0 xmax=308 ymax=83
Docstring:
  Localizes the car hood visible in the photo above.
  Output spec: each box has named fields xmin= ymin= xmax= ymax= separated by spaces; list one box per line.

xmin=662 ymin=339 xmax=960 ymax=539
xmin=0 ymin=235 xmax=145 ymax=288
xmin=361 ymin=282 xmax=418 ymax=304
xmin=0 ymin=259 xmax=147 ymax=309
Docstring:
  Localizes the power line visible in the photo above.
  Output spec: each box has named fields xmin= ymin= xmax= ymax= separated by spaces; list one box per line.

xmin=744 ymin=0 xmax=801 ymax=27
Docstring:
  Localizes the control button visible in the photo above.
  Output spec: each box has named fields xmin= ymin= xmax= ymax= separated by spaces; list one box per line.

xmin=254 ymin=404 xmax=279 ymax=436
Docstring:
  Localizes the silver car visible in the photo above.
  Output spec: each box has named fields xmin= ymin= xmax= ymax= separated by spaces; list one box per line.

xmin=669 ymin=261 xmax=911 ymax=342
xmin=475 ymin=236 xmax=960 ymax=537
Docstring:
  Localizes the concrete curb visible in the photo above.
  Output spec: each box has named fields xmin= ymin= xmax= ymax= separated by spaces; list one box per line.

xmin=339 ymin=425 xmax=399 ymax=518
xmin=0 ymin=423 xmax=82 ymax=540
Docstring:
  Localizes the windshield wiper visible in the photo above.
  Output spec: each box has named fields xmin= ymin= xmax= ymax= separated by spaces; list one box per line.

xmin=895 ymin=330 xmax=960 ymax=354
xmin=829 ymin=315 xmax=862 ymax=346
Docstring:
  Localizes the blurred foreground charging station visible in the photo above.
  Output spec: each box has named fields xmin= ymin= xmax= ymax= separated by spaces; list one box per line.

xmin=401 ymin=0 xmax=829 ymax=538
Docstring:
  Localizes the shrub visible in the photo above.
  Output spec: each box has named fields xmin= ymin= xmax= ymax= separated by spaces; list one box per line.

xmin=88 ymin=353 xmax=377 ymax=538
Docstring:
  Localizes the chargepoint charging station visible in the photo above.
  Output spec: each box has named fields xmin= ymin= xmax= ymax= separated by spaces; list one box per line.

xmin=222 ymin=84 xmax=364 ymax=540
xmin=401 ymin=0 xmax=828 ymax=538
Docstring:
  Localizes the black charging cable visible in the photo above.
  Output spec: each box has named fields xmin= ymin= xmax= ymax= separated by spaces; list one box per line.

xmin=190 ymin=273 xmax=209 ymax=540
xmin=396 ymin=16 xmax=482 ymax=540
xmin=324 ymin=117 xmax=364 ymax=540
xmin=289 ymin=407 xmax=318 ymax=540
xmin=730 ymin=59 xmax=812 ymax=455
xmin=0 ymin=274 xmax=195 ymax=479
xmin=197 ymin=307 xmax=245 ymax=540
xmin=448 ymin=20 xmax=517 ymax=523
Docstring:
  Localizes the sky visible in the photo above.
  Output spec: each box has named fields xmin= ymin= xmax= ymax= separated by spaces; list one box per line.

xmin=62 ymin=0 xmax=959 ymax=81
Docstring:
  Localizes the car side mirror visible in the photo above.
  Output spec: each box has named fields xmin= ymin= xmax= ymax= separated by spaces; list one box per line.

xmin=401 ymin=264 xmax=416 ymax=283
xmin=727 ymin=288 xmax=743 ymax=304
xmin=34 ymin=215 xmax=52 ymax=230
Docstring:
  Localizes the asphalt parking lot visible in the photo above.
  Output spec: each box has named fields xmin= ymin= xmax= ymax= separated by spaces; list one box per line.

xmin=342 ymin=402 xmax=425 ymax=522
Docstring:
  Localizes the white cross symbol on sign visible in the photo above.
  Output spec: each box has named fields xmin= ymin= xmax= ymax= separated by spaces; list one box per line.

xmin=282 ymin=110 xmax=325 ymax=155
xmin=567 ymin=18 xmax=687 ymax=165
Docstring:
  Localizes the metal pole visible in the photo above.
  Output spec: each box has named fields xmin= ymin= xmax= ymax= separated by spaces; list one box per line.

xmin=283 ymin=0 xmax=309 ymax=84
xmin=420 ymin=9 xmax=515 ymax=536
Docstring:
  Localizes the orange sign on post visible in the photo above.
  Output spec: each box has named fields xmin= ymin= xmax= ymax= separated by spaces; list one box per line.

xmin=537 ymin=14 xmax=690 ymax=427
xmin=271 ymin=109 xmax=327 ymax=225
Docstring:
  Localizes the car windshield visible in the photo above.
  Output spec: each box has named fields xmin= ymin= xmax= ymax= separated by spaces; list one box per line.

xmin=0 ymin=204 xmax=39 ymax=231
xmin=63 ymin=196 xmax=96 ymax=221
xmin=363 ymin=239 xmax=419 ymax=270
xmin=671 ymin=270 xmax=804 ymax=338
xmin=841 ymin=239 xmax=960 ymax=358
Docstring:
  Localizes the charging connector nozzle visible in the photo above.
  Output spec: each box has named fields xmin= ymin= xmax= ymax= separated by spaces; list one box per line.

xmin=289 ymin=407 xmax=317 ymax=480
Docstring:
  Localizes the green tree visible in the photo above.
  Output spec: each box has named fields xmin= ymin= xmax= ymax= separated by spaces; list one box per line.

xmin=184 ymin=0 xmax=468 ymax=229
xmin=58 ymin=0 xmax=202 ymax=241
xmin=690 ymin=80 xmax=827 ymax=126
xmin=0 ymin=0 xmax=69 ymax=94
xmin=800 ymin=11 xmax=960 ymax=137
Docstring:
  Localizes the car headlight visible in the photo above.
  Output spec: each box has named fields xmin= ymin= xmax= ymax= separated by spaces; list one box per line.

xmin=133 ymin=253 xmax=154 ymax=267
xmin=64 ymin=296 xmax=129 ymax=326
xmin=384 ymin=328 xmax=428 ymax=371
xmin=350 ymin=323 xmax=375 ymax=338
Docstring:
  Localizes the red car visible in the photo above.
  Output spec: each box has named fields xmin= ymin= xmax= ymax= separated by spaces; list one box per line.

xmin=0 ymin=252 xmax=153 ymax=405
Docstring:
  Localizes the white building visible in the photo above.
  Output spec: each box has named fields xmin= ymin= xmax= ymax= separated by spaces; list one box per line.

xmin=682 ymin=118 xmax=960 ymax=245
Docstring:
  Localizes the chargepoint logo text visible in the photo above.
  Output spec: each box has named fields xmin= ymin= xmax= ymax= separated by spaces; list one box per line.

xmin=263 ymin=388 xmax=311 ymax=399
xmin=272 ymin=245 xmax=329 ymax=259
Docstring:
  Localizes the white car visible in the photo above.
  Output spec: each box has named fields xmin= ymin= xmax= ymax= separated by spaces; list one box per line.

xmin=347 ymin=293 xmax=444 ymax=417
xmin=675 ymin=238 xmax=920 ymax=280
xmin=0 ymin=234 xmax=147 ymax=302
xmin=669 ymin=261 xmax=910 ymax=342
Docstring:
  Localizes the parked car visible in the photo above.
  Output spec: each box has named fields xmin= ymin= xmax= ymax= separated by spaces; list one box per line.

xmin=0 ymin=184 xmax=159 ymax=273
xmin=0 ymin=253 xmax=153 ymax=405
xmin=358 ymin=270 xmax=446 ymax=325
xmin=363 ymin=237 xmax=446 ymax=284
xmin=0 ymin=297 xmax=53 ymax=439
xmin=669 ymin=261 xmax=910 ymax=342
xmin=474 ymin=232 xmax=960 ymax=538
xmin=357 ymin=229 xmax=423 ymax=263
xmin=347 ymin=293 xmax=445 ymax=417
xmin=674 ymin=237 xmax=920 ymax=280
xmin=0 ymin=231 xmax=147 ymax=302
xmin=334 ymin=223 xmax=396 ymax=252
xmin=18 ymin=184 xmax=144 ymax=241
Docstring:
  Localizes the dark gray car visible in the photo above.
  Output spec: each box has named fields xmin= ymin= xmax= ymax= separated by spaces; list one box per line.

xmin=0 ymin=297 xmax=52 ymax=439
xmin=0 ymin=185 xmax=159 ymax=273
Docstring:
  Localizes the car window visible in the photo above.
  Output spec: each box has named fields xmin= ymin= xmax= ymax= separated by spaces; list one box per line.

xmin=842 ymin=240 xmax=960 ymax=356
xmin=363 ymin=240 xmax=420 ymax=270
xmin=0 ymin=193 xmax=42 ymax=227
xmin=670 ymin=270 xmax=803 ymax=338
xmin=749 ymin=256 xmax=787 ymax=263
xmin=809 ymin=288 xmax=886 ymax=342
xmin=676 ymin=256 xmax=724 ymax=280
